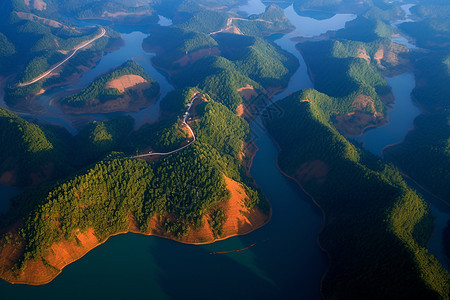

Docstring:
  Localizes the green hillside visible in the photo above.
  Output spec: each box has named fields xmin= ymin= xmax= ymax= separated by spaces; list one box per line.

xmin=60 ymin=60 xmax=160 ymax=108
xmin=264 ymin=89 xmax=450 ymax=299
xmin=214 ymin=33 xmax=298 ymax=88
xmin=0 ymin=107 xmax=72 ymax=186
xmin=172 ymin=56 xmax=261 ymax=110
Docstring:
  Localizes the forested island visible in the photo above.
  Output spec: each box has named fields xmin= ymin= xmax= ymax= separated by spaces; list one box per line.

xmin=59 ymin=61 xmax=160 ymax=113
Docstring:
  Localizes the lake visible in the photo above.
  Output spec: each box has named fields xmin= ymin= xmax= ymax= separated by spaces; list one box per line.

xmin=4 ymin=1 xmax=427 ymax=298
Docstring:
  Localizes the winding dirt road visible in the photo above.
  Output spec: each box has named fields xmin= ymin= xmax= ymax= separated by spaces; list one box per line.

xmin=132 ymin=94 xmax=201 ymax=158
xmin=16 ymin=27 xmax=106 ymax=87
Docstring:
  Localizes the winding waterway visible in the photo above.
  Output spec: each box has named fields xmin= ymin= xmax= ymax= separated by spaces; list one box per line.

xmin=0 ymin=2 xmax=354 ymax=298
xmin=3 ymin=1 xmax=446 ymax=298
xmin=352 ymin=3 xmax=450 ymax=271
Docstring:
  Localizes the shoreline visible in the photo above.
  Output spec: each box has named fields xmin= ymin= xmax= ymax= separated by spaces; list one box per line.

xmin=1 ymin=207 xmax=271 ymax=286
xmin=55 ymin=90 xmax=160 ymax=115
xmin=0 ymin=163 xmax=272 ymax=286
xmin=264 ymin=127 xmax=329 ymax=300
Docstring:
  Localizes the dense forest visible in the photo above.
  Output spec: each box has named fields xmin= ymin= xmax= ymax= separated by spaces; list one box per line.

xmin=144 ymin=26 xmax=219 ymax=70
xmin=0 ymin=83 xmax=267 ymax=277
xmin=264 ymin=89 xmax=449 ymax=299
xmin=3 ymin=24 xmax=119 ymax=106
xmin=172 ymin=56 xmax=261 ymax=110
xmin=400 ymin=3 xmax=449 ymax=50
xmin=233 ymin=5 xmax=293 ymax=37
xmin=0 ymin=107 xmax=74 ymax=186
xmin=0 ymin=0 xmax=122 ymax=106
xmin=214 ymin=33 xmax=298 ymax=88
xmin=60 ymin=60 xmax=160 ymax=109
xmin=144 ymin=14 xmax=297 ymax=111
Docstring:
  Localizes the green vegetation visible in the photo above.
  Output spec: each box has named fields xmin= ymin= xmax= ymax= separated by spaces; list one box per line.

xmin=0 ymin=0 xmax=122 ymax=103
xmin=298 ymin=39 xmax=390 ymax=117
xmin=444 ymin=221 xmax=450 ymax=264
xmin=292 ymin=0 xmax=345 ymax=11
xmin=0 ymin=83 xmax=266 ymax=271
xmin=177 ymin=10 xmax=228 ymax=33
xmin=172 ymin=0 xmax=240 ymax=14
xmin=3 ymin=24 xmax=119 ymax=106
xmin=144 ymin=26 xmax=218 ymax=70
xmin=159 ymin=87 xmax=203 ymax=118
xmin=214 ymin=33 xmax=298 ymax=88
xmin=12 ymin=0 xmax=159 ymax=24
xmin=0 ymin=107 xmax=72 ymax=186
xmin=126 ymin=119 xmax=189 ymax=154
xmin=384 ymin=111 xmax=450 ymax=203
xmin=0 ymin=107 xmax=137 ymax=188
xmin=234 ymin=5 xmax=293 ymax=37
xmin=60 ymin=60 xmax=160 ymax=108
xmin=210 ymin=208 xmax=226 ymax=238
xmin=264 ymin=89 xmax=450 ymax=299
xmin=194 ymin=101 xmax=249 ymax=158
xmin=75 ymin=116 xmax=135 ymax=163
xmin=0 ymin=32 xmax=16 ymax=72
xmin=362 ymin=5 xmax=403 ymax=22
xmin=300 ymin=39 xmax=390 ymax=98
xmin=400 ymin=4 xmax=450 ymax=50
xmin=292 ymin=0 xmax=376 ymax=14
xmin=172 ymin=56 xmax=260 ymax=110
xmin=335 ymin=16 xmax=394 ymax=42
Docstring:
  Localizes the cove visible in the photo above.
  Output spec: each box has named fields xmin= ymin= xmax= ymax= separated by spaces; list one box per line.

xmin=354 ymin=72 xmax=420 ymax=156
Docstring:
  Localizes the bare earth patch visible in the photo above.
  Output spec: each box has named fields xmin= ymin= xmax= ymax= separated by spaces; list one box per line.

xmin=223 ymin=25 xmax=244 ymax=35
xmin=374 ymin=47 xmax=384 ymax=64
xmin=352 ymin=94 xmax=376 ymax=112
xmin=237 ymin=84 xmax=258 ymax=101
xmin=219 ymin=176 xmax=268 ymax=236
xmin=334 ymin=111 xmax=386 ymax=137
xmin=60 ymin=74 xmax=158 ymax=114
xmin=236 ymin=104 xmax=245 ymax=117
xmin=0 ymin=176 xmax=269 ymax=285
xmin=357 ymin=47 xmax=371 ymax=63
xmin=334 ymin=94 xmax=388 ymax=136
xmin=105 ymin=74 xmax=147 ymax=93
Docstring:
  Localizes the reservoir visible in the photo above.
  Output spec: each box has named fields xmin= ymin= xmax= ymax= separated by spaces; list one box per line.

xmin=5 ymin=1 xmax=440 ymax=298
